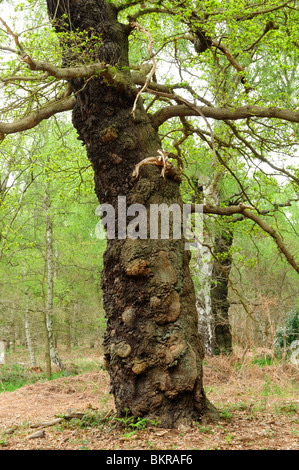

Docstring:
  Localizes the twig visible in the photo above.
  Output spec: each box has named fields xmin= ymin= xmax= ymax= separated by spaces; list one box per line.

xmin=26 ymin=430 xmax=46 ymax=439
xmin=132 ymin=150 xmax=171 ymax=178
xmin=130 ymin=21 xmax=157 ymax=118
xmin=0 ymin=17 xmax=26 ymax=56
xmin=30 ymin=418 xmax=63 ymax=429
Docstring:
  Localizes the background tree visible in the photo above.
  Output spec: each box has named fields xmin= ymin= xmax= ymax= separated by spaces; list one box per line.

xmin=0 ymin=119 xmax=104 ymax=374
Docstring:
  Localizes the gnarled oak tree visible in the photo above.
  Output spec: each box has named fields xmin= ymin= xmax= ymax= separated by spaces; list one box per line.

xmin=0 ymin=0 xmax=298 ymax=428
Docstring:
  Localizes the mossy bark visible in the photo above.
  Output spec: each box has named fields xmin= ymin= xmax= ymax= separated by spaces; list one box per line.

xmin=46 ymin=0 xmax=218 ymax=428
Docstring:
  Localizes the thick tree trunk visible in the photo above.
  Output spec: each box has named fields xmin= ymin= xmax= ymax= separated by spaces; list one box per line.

xmin=47 ymin=0 xmax=217 ymax=428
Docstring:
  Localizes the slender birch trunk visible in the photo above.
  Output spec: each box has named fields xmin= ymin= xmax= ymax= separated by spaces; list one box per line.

xmin=195 ymin=184 xmax=233 ymax=355
xmin=195 ymin=177 xmax=220 ymax=355
xmin=43 ymin=310 xmax=52 ymax=378
xmin=0 ymin=341 xmax=5 ymax=365
xmin=24 ymin=289 xmax=37 ymax=367
xmin=44 ymin=186 xmax=64 ymax=371
xmin=65 ymin=308 xmax=72 ymax=352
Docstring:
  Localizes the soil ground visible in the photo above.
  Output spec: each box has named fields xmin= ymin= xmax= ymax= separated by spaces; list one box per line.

xmin=0 ymin=350 xmax=298 ymax=450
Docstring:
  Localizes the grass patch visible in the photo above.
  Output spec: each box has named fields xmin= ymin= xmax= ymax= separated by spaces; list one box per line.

xmin=0 ymin=363 xmax=77 ymax=393
xmin=0 ymin=363 xmax=34 ymax=393
xmin=0 ymin=348 xmax=104 ymax=394
xmin=251 ymin=357 xmax=273 ymax=367
xmin=273 ymin=402 xmax=299 ymax=416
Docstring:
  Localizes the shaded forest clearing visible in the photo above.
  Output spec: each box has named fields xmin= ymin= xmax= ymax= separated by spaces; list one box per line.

xmin=0 ymin=346 xmax=298 ymax=450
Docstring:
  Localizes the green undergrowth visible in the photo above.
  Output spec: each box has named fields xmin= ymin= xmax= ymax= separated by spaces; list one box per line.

xmin=216 ymin=399 xmax=299 ymax=423
xmin=0 ymin=354 xmax=103 ymax=394
xmin=53 ymin=407 xmax=160 ymax=437
xmin=0 ymin=363 xmax=75 ymax=393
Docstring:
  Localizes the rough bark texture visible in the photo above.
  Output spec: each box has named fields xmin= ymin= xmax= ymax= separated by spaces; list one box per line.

xmin=46 ymin=0 xmax=217 ymax=428
xmin=211 ymin=232 xmax=233 ymax=355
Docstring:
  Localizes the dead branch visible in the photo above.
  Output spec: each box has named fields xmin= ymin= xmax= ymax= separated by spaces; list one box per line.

xmin=130 ymin=21 xmax=157 ymax=118
xmin=0 ymin=95 xmax=75 ymax=138
xmin=152 ymin=102 xmax=299 ymax=128
xmin=0 ymin=17 xmax=26 ymax=56
xmin=30 ymin=418 xmax=63 ymax=429
xmin=26 ymin=430 xmax=46 ymax=439
xmin=132 ymin=149 xmax=180 ymax=180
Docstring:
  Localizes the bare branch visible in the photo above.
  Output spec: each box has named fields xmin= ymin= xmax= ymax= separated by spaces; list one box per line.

xmin=0 ymin=16 xmax=26 ymax=56
xmin=130 ymin=21 xmax=156 ymax=118
xmin=225 ymin=121 xmax=299 ymax=186
xmin=128 ymin=7 xmax=174 ymax=21
xmin=235 ymin=0 xmax=294 ymax=21
xmin=19 ymin=58 xmax=108 ymax=80
xmin=0 ymin=95 xmax=75 ymax=138
xmin=152 ymin=102 xmax=299 ymax=128
xmin=200 ymin=203 xmax=299 ymax=274
xmin=1 ymin=74 xmax=49 ymax=83
xmin=0 ymin=46 xmax=18 ymax=54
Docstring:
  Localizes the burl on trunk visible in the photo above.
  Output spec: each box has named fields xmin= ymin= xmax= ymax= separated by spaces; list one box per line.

xmin=47 ymin=0 xmax=217 ymax=428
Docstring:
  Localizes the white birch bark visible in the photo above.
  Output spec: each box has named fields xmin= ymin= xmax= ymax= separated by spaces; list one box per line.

xmin=44 ymin=187 xmax=64 ymax=371
xmin=24 ymin=289 xmax=37 ymax=367
xmin=0 ymin=340 xmax=5 ymax=365
xmin=195 ymin=175 xmax=220 ymax=356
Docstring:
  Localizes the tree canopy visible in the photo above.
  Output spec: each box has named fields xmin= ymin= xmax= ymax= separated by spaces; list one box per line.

xmin=0 ymin=0 xmax=298 ymax=273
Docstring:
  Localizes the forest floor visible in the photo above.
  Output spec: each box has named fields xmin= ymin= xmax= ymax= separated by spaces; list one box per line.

xmin=0 ymin=348 xmax=298 ymax=451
